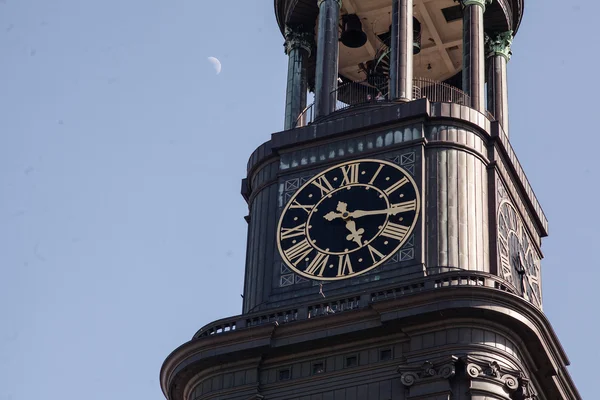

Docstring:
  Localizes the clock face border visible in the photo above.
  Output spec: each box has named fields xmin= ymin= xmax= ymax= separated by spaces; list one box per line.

xmin=497 ymin=200 xmax=542 ymax=307
xmin=277 ymin=158 xmax=421 ymax=281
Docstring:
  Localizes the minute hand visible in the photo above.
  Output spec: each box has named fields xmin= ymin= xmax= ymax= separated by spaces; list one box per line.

xmin=348 ymin=204 xmax=412 ymax=218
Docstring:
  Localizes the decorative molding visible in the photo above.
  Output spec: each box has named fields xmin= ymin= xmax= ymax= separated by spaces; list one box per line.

xmin=463 ymin=355 xmax=526 ymax=394
xmin=397 ymin=356 xmax=457 ymax=387
xmin=284 ymin=26 xmax=314 ymax=56
xmin=461 ymin=0 xmax=493 ymax=12
xmin=485 ymin=31 xmax=514 ymax=61
xmin=398 ymin=355 xmax=537 ymax=396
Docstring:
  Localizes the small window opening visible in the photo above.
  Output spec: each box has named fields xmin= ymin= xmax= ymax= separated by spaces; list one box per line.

xmin=278 ymin=368 xmax=291 ymax=381
xmin=345 ymin=355 xmax=358 ymax=368
xmin=312 ymin=362 xmax=325 ymax=375
xmin=380 ymin=349 xmax=392 ymax=361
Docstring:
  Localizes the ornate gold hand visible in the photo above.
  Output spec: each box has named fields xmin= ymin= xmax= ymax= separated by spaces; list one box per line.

xmin=344 ymin=220 xmax=364 ymax=247
xmin=323 ymin=201 xmax=351 ymax=221
xmin=347 ymin=205 xmax=406 ymax=219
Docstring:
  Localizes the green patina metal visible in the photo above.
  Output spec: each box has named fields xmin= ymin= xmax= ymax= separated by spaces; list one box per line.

xmin=284 ymin=26 xmax=314 ymax=56
xmin=485 ymin=31 xmax=513 ymax=61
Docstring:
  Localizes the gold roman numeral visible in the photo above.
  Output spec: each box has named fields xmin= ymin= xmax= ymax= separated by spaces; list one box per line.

xmin=498 ymin=234 xmax=508 ymax=251
xmin=368 ymin=244 xmax=385 ymax=263
xmin=284 ymin=239 xmax=313 ymax=266
xmin=289 ymin=200 xmax=314 ymax=214
xmin=340 ymin=163 xmax=360 ymax=186
xmin=337 ymin=254 xmax=354 ymax=277
xmin=381 ymin=223 xmax=410 ymax=241
xmin=311 ymin=175 xmax=334 ymax=196
xmin=368 ymin=164 xmax=384 ymax=185
xmin=305 ymin=252 xmax=330 ymax=277
xmin=391 ymin=200 xmax=417 ymax=213
xmin=500 ymin=253 xmax=510 ymax=272
xmin=384 ymin=176 xmax=409 ymax=195
xmin=280 ymin=223 xmax=306 ymax=240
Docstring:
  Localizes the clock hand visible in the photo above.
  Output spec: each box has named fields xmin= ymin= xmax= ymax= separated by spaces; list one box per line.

xmin=323 ymin=201 xmax=350 ymax=221
xmin=348 ymin=205 xmax=407 ymax=219
xmin=344 ymin=220 xmax=364 ymax=247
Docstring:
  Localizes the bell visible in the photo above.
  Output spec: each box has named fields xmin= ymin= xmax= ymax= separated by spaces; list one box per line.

xmin=413 ymin=17 xmax=422 ymax=55
xmin=340 ymin=14 xmax=367 ymax=48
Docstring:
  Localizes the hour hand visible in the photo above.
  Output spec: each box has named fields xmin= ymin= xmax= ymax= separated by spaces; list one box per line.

xmin=323 ymin=201 xmax=349 ymax=221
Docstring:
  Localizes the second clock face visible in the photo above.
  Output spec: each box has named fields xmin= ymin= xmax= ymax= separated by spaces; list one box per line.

xmin=277 ymin=159 xmax=420 ymax=281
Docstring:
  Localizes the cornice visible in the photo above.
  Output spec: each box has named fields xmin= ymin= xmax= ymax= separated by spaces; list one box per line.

xmin=161 ymin=281 xmax=578 ymax=400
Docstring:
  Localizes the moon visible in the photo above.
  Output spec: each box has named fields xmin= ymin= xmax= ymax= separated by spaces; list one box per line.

xmin=207 ymin=56 xmax=221 ymax=75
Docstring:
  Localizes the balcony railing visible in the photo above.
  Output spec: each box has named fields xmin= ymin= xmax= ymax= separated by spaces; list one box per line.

xmin=192 ymin=271 xmax=519 ymax=340
xmin=296 ymin=77 xmax=472 ymax=127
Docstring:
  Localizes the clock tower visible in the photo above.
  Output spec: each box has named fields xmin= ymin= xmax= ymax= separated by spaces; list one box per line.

xmin=161 ymin=1 xmax=581 ymax=399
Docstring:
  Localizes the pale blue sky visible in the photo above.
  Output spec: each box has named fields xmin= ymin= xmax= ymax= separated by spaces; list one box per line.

xmin=0 ymin=1 xmax=597 ymax=399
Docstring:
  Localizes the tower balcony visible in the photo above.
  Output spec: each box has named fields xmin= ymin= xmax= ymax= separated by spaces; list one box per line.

xmin=297 ymin=77 xmax=486 ymax=127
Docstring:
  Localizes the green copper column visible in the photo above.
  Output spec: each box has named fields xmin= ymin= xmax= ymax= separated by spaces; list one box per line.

xmin=390 ymin=0 xmax=413 ymax=101
xmin=462 ymin=0 xmax=490 ymax=112
xmin=486 ymin=31 xmax=512 ymax=135
xmin=314 ymin=0 xmax=341 ymax=118
xmin=284 ymin=27 xmax=313 ymax=130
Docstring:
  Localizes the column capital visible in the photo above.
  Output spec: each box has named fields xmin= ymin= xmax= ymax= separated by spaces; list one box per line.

xmin=397 ymin=356 xmax=458 ymax=387
xmin=462 ymin=355 xmax=537 ymax=398
xmin=485 ymin=31 xmax=514 ymax=61
xmin=461 ymin=0 xmax=492 ymax=12
xmin=317 ymin=0 xmax=342 ymax=8
xmin=284 ymin=26 xmax=314 ymax=56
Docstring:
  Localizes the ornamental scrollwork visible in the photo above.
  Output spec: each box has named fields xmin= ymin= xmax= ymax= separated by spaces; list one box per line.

xmin=283 ymin=26 xmax=314 ymax=56
xmin=463 ymin=356 xmax=525 ymax=393
xmin=398 ymin=357 xmax=457 ymax=387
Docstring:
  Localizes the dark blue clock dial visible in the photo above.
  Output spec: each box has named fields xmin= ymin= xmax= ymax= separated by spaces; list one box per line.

xmin=277 ymin=159 xmax=420 ymax=281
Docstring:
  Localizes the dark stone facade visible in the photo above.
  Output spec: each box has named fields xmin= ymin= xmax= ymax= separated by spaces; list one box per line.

xmin=160 ymin=99 xmax=579 ymax=399
xmin=160 ymin=1 xmax=580 ymax=399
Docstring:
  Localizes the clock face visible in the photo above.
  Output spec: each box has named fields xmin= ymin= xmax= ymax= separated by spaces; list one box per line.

xmin=277 ymin=159 xmax=420 ymax=281
xmin=497 ymin=201 xmax=541 ymax=307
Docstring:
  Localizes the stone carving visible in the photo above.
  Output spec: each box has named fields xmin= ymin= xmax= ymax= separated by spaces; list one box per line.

xmin=519 ymin=375 xmax=540 ymax=400
xmin=398 ymin=357 xmax=457 ymax=387
xmin=399 ymin=355 xmax=537 ymax=395
xmin=283 ymin=26 xmax=314 ymax=56
xmin=485 ymin=31 xmax=514 ymax=61
xmin=463 ymin=356 xmax=523 ymax=393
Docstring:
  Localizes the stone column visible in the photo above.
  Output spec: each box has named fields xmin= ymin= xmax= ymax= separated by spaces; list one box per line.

xmin=485 ymin=31 xmax=513 ymax=135
xmin=462 ymin=0 xmax=490 ymax=112
xmin=283 ymin=27 xmax=313 ymax=130
xmin=314 ymin=0 xmax=341 ymax=118
xmin=389 ymin=0 xmax=413 ymax=101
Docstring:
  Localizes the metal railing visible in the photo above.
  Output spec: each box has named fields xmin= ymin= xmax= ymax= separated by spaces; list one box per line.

xmin=192 ymin=271 xmax=520 ymax=340
xmin=413 ymin=77 xmax=470 ymax=105
xmin=296 ymin=77 xmax=472 ymax=127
